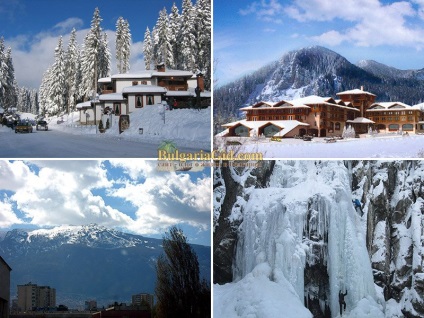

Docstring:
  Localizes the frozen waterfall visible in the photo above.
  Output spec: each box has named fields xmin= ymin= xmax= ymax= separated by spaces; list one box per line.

xmin=232 ymin=161 xmax=384 ymax=317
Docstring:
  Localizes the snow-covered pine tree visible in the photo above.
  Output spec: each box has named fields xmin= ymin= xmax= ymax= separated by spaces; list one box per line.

xmin=168 ymin=3 xmax=180 ymax=70
xmin=155 ymin=8 xmax=174 ymax=68
xmin=4 ymin=47 xmax=17 ymax=111
xmin=29 ymin=88 xmax=39 ymax=114
xmin=194 ymin=0 xmax=211 ymax=89
xmin=48 ymin=36 xmax=66 ymax=115
xmin=38 ymin=68 xmax=51 ymax=116
xmin=0 ymin=37 xmax=6 ymax=109
xmin=143 ymin=27 xmax=153 ymax=70
xmin=179 ymin=0 xmax=196 ymax=72
xmin=65 ymin=29 xmax=80 ymax=113
xmin=151 ymin=26 xmax=159 ymax=66
xmin=116 ymin=17 xmax=131 ymax=73
xmin=81 ymin=7 xmax=105 ymax=100
xmin=98 ymin=32 xmax=111 ymax=79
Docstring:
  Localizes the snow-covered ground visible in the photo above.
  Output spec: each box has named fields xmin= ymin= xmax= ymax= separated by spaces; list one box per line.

xmin=14 ymin=105 xmax=211 ymax=151
xmin=0 ymin=106 xmax=210 ymax=157
xmin=216 ymin=134 xmax=424 ymax=158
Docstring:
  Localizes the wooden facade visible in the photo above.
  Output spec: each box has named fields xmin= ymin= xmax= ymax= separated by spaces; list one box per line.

xmin=366 ymin=102 xmax=424 ymax=133
xmin=221 ymin=87 xmax=424 ymax=138
xmin=336 ymin=88 xmax=376 ymax=117
xmin=238 ymin=97 xmax=359 ymax=137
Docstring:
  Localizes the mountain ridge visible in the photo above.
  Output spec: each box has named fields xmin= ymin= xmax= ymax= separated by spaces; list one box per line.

xmin=214 ymin=46 xmax=424 ymax=125
xmin=0 ymin=224 xmax=211 ymax=309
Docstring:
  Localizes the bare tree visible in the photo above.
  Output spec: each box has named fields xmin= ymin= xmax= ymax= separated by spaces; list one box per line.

xmin=155 ymin=226 xmax=210 ymax=318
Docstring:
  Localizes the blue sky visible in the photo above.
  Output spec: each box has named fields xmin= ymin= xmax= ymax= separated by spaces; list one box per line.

xmin=0 ymin=160 xmax=211 ymax=246
xmin=0 ymin=0 xmax=179 ymax=88
xmin=214 ymin=0 xmax=424 ymax=86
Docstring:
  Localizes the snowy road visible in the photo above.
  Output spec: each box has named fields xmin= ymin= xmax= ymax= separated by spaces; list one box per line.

xmin=0 ymin=129 xmax=205 ymax=158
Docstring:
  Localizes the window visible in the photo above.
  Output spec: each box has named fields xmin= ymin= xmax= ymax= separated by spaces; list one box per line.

xmin=335 ymin=122 xmax=341 ymax=130
xmin=388 ymin=124 xmax=399 ymax=131
xmin=402 ymin=124 xmax=413 ymax=131
xmin=114 ymin=103 xmax=121 ymax=115
xmin=136 ymin=95 xmax=143 ymax=108
xmin=147 ymin=95 xmax=154 ymax=105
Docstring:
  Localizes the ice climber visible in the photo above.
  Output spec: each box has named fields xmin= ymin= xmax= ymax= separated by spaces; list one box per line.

xmin=352 ymin=199 xmax=363 ymax=216
xmin=339 ymin=290 xmax=347 ymax=316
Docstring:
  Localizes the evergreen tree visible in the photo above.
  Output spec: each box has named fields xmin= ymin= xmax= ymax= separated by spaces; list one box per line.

xmin=0 ymin=37 xmax=6 ymax=109
xmin=168 ymin=3 xmax=180 ymax=70
xmin=194 ymin=0 xmax=211 ymax=89
xmin=38 ymin=68 xmax=51 ymax=116
xmin=98 ymin=32 xmax=111 ymax=78
xmin=116 ymin=17 xmax=131 ymax=73
xmin=154 ymin=8 xmax=173 ymax=67
xmin=143 ymin=27 xmax=153 ymax=70
xmin=4 ymin=47 xmax=17 ymax=111
xmin=155 ymin=226 xmax=210 ymax=318
xmin=49 ymin=36 xmax=66 ymax=114
xmin=81 ymin=7 xmax=106 ymax=100
xmin=179 ymin=0 xmax=196 ymax=72
xmin=65 ymin=29 xmax=79 ymax=113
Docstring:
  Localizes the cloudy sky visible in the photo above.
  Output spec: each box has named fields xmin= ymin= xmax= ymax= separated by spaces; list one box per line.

xmin=0 ymin=0 xmax=178 ymax=89
xmin=214 ymin=0 xmax=424 ymax=86
xmin=0 ymin=160 xmax=211 ymax=246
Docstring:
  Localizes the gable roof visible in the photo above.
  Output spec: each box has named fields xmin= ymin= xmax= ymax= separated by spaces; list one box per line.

xmin=337 ymin=88 xmax=376 ymax=96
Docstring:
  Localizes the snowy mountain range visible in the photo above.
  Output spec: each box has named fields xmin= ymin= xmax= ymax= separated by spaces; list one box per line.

xmin=213 ymin=161 xmax=424 ymax=318
xmin=0 ymin=224 xmax=211 ymax=308
xmin=214 ymin=46 xmax=424 ymax=120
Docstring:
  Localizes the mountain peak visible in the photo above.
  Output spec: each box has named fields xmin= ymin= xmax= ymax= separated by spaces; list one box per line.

xmin=2 ymin=224 xmax=149 ymax=250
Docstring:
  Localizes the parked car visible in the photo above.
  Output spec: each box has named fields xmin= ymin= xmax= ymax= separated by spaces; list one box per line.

xmin=15 ymin=121 xmax=33 ymax=133
xmin=36 ymin=120 xmax=48 ymax=131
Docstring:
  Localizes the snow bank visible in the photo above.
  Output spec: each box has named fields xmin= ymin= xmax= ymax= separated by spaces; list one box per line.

xmin=105 ymin=105 xmax=211 ymax=150
xmin=221 ymin=135 xmax=424 ymax=158
xmin=40 ymin=106 xmax=211 ymax=150
xmin=214 ymin=263 xmax=312 ymax=318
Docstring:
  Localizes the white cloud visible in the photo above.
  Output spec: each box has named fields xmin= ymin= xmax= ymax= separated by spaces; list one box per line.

xmin=0 ymin=161 xmax=33 ymax=191
xmin=52 ymin=18 xmax=84 ymax=34
xmin=0 ymin=161 xmax=211 ymax=237
xmin=240 ymin=0 xmax=285 ymax=22
xmin=0 ymin=200 xmax=22 ymax=227
xmin=285 ymin=0 xmax=424 ymax=49
xmin=109 ymin=170 xmax=211 ymax=235
xmin=6 ymin=18 xmax=146 ymax=89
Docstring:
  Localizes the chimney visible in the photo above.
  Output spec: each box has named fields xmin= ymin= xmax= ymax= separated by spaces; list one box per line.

xmin=156 ymin=63 xmax=165 ymax=72
xmin=360 ymin=85 xmax=364 ymax=91
xmin=196 ymin=73 xmax=204 ymax=92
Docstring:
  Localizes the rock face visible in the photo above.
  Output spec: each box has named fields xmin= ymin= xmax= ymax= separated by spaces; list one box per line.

xmin=213 ymin=160 xmax=424 ymax=317
xmin=352 ymin=161 xmax=424 ymax=317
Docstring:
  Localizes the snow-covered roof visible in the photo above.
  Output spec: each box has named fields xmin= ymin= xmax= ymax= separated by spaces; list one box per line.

xmin=290 ymin=95 xmax=333 ymax=105
xmin=98 ymin=77 xmax=112 ymax=83
xmin=337 ymin=88 xmax=376 ymax=96
xmin=221 ymin=119 xmax=309 ymax=137
xmin=242 ymin=96 xmax=358 ymax=111
xmin=110 ymin=69 xmax=194 ymax=80
xmin=99 ymin=93 xmax=125 ymax=101
xmin=122 ymin=85 xmax=167 ymax=94
xmin=152 ymin=70 xmax=193 ymax=77
xmin=111 ymin=73 xmax=153 ymax=79
xmin=76 ymin=101 xmax=92 ymax=109
xmin=367 ymin=102 xmax=414 ymax=111
xmin=346 ymin=117 xmax=375 ymax=124
xmin=164 ymin=89 xmax=211 ymax=98
xmin=369 ymin=102 xmax=411 ymax=109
